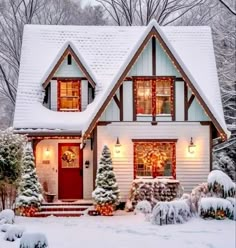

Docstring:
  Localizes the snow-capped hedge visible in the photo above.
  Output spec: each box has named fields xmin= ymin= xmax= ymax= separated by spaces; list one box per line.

xmin=208 ymin=170 xmax=235 ymax=198
xmin=1 ymin=224 xmax=12 ymax=232
xmin=151 ymin=199 xmax=191 ymax=225
xmin=134 ymin=200 xmax=152 ymax=221
xmin=226 ymin=197 xmax=236 ymax=220
xmin=20 ymin=232 xmax=48 ymax=248
xmin=0 ymin=209 xmax=15 ymax=224
xmin=4 ymin=225 xmax=25 ymax=242
xmin=134 ymin=200 xmax=152 ymax=215
xmin=199 ymin=197 xmax=234 ymax=220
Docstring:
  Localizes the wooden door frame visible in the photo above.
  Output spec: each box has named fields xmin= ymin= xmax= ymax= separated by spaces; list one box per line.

xmin=58 ymin=143 xmax=83 ymax=199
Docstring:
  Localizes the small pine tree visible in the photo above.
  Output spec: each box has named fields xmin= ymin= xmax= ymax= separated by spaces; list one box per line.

xmin=92 ymin=145 xmax=120 ymax=206
xmin=16 ymin=144 xmax=43 ymax=209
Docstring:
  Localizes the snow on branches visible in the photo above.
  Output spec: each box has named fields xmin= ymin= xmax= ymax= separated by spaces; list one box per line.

xmin=199 ymin=197 xmax=234 ymax=220
xmin=0 ymin=128 xmax=26 ymax=209
xmin=92 ymin=145 xmax=120 ymax=215
xmin=207 ymin=170 xmax=235 ymax=198
xmin=15 ymin=144 xmax=43 ymax=215
xmin=151 ymin=200 xmax=191 ymax=225
xmin=20 ymin=232 xmax=48 ymax=248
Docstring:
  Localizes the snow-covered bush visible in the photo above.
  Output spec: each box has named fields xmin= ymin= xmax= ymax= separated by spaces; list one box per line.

xmin=134 ymin=200 xmax=152 ymax=215
xmin=0 ymin=128 xmax=26 ymax=210
xmin=0 ymin=209 xmax=15 ymax=224
xmin=92 ymin=145 xmax=120 ymax=215
xmin=15 ymin=144 xmax=43 ymax=216
xmin=213 ymin=151 xmax=236 ymax=181
xmin=1 ymin=224 xmax=12 ymax=232
xmin=151 ymin=199 xmax=191 ymax=225
xmin=134 ymin=200 xmax=152 ymax=221
xmin=4 ymin=225 xmax=25 ymax=241
xmin=0 ymin=219 xmax=7 ymax=225
xmin=20 ymin=232 xmax=48 ymax=248
xmin=208 ymin=170 xmax=235 ymax=198
xmin=190 ymin=183 xmax=211 ymax=214
xmin=227 ymin=197 xmax=236 ymax=220
xmin=199 ymin=197 xmax=234 ymax=220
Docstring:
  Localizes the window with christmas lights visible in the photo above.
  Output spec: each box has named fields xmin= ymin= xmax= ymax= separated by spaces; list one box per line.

xmin=58 ymin=80 xmax=81 ymax=111
xmin=134 ymin=141 xmax=176 ymax=178
xmin=134 ymin=77 xmax=174 ymax=116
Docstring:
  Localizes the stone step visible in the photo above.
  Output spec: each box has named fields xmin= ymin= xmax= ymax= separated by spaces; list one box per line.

xmin=39 ymin=205 xmax=91 ymax=212
xmin=42 ymin=202 xmax=93 ymax=207
xmin=35 ymin=211 xmax=84 ymax=217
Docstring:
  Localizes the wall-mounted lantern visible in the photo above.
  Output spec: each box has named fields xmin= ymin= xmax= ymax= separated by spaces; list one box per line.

xmin=188 ymin=137 xmax=196 ymax=154
xmin=115 ymin=137 xmax=121 ymax=154
xmin=42 ymin=147 xmax=51 ymax=164
xmin=45 ymin=147 xmax=50 ymax=159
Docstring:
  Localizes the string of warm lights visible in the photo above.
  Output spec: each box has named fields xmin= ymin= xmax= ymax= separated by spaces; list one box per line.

xmin=96 ymin=203 xmax=114 ymax=216
xmin=16 ymin=206 xmax=38 ymax=217
xmin=152 ymin=34 xmax=227 ymax=141
xmin=28 ymin=136 xmax=82 ymax=141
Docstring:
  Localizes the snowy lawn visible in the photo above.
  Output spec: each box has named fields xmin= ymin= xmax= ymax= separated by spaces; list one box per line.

xmin=0 ymin=211 xmax=235 ymax=248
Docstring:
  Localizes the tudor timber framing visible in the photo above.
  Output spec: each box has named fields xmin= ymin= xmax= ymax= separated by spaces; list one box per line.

xmin=112 ymin=83 xmax=124 ymax=121
xmin=42 ymin=45 xmax=96 ymax=89
xmin=187 ymin=94 xmax=195 ymax=109
xmin=83 ymin=26 xmax=226 ymax=140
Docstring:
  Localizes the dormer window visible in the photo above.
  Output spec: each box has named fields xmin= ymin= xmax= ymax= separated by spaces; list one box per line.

xmin=67 ymin=54 xmax=72 ymax=65
xmin=58 ymin=80 xmax=80 ymax=112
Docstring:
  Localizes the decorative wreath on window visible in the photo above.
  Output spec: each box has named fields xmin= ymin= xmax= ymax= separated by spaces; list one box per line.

xmin=62 ymin=149 xmax=76 ymax=163
xmin=143 ymin=150 xmax=168 ymax=168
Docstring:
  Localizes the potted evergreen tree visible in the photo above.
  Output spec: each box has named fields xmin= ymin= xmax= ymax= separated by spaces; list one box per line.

xmin=92 ymin=145 xmax=120 ymax=216
xmin=15 ymin=144 xmax=43 ymax=216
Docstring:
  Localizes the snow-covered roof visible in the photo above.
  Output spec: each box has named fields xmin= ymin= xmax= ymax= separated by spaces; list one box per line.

xmin=13 ymin=20 xmax=230 ymax=138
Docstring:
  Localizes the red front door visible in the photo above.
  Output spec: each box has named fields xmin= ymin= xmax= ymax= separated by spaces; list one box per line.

xmin=58 ymin=143 xmax=83 ymax=199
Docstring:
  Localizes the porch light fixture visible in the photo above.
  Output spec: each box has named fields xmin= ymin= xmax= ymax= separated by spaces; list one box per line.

xmin=188 ymin=137 xmax=196 ymax=154
xmin=115 ymin=137 xmax=121 ymax=154
xmin=45 ymin=147 xmax=50 ymax=158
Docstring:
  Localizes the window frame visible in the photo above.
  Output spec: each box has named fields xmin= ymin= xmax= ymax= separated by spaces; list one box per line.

xmin=133 ymin=76 xmax=175 ymax=120
xmin=57 ymin=79 xmax=81 ymax=112
xmin=133 ymin=139 xmax=177 ymax=179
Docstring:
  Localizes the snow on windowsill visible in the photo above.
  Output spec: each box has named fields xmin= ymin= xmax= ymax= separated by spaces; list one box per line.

xmin=134 ymin=177 xmax=179 ymax=184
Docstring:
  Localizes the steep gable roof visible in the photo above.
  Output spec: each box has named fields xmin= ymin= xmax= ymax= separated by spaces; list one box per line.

xmin=13 ymin=21 xmax=229 ymax=139
xmin=42 ymin=42 xmax=96 ymax=88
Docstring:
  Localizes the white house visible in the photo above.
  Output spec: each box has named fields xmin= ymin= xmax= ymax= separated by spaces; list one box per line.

xmin=13 ymin=20 xmax=230 ymax=202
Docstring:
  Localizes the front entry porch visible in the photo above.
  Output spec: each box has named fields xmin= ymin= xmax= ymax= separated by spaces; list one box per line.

xmin=33 ymin=138 xmax=94 ymax=202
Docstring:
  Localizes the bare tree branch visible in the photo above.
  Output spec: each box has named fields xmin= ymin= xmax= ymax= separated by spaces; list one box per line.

xmin=218 ymin=0 xmax=236 ymax=15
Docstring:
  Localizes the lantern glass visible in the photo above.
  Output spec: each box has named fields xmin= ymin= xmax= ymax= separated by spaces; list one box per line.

xmin=45 ymin=148 xmax=50 ymax=158
xmin=115 ymin=144 xmax=121 ymax=154
xmin=188 ymin=137 xmax=196 ymax=154
xmin=188 ymin=145 xmax=196 ymax=154
xmin=115 ymin=137 xmax=121 ymax=154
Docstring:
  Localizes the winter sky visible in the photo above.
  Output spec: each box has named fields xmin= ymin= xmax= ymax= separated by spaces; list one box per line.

xmin=79 ymin=0 xmax=99 ymax=7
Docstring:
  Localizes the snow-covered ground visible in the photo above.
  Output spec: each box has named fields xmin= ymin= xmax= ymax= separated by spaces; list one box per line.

xmin=0 ymin=211 xmax=235 ymax=248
